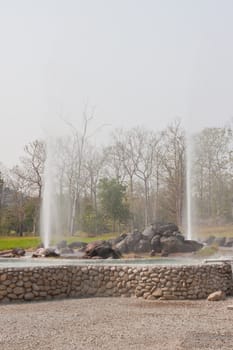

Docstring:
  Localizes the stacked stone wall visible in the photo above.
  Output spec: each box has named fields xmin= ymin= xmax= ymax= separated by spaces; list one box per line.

xmin=0 ymin=263 xmax=232 ymax=303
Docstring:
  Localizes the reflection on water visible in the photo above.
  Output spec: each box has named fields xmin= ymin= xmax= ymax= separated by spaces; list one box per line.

xmin=0 ymin=257 xmax=202 ymax=268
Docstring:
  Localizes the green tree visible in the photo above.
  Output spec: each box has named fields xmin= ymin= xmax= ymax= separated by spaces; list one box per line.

xmin=98 ymin=178 xmax=130 ymax=232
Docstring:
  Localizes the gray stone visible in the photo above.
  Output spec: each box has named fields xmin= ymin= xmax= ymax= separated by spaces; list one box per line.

xmin=207 ymin=290 xmax=226 ymax=301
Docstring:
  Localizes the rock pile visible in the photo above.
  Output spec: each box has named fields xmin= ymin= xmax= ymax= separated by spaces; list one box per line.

xmin=204 ymin=236 xmax=233 ymax=248
xmin=113 ymin=223 xmax=203 ymax=255
xmin=0 ymin=248 xmax=25 ymax=258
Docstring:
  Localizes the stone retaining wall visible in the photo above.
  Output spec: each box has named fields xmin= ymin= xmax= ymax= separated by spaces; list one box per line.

xmin=0 ymin=263 xmax=232 ymax=303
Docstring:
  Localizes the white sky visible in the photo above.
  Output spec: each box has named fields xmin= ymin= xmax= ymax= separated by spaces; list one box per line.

xmin=1 ymin=0 xmax=233 ymax=166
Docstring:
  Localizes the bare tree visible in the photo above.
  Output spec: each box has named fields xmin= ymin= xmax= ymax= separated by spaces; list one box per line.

xmin=17 ymin=140 xmax=46 ymax=198
xmin=63 ymin=107 xmax=95 ymax=234
xmin=193 ymin=126 xmax=233 ymax=223
xmin=160 ymin=119 xmax=185 ymax=226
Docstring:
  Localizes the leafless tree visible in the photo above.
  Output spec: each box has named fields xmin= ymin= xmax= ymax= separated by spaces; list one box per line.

xmin=160 ymin=119 xmax=185 ymax=226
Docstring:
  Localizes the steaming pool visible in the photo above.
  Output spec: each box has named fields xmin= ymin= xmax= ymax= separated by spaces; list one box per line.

xmin=0 ymin=256 xmax=203 ymax=268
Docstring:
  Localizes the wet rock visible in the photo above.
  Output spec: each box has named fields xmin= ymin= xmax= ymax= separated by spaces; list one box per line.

xmin=32 ymin=248 xmax=60 ymax=258
xmin=44 ymin=248 xmax=60 ymax=257
xmin=12 ymin=248 xmax=25 ymax=257
xmin=84 ymin=242 xmax=121 ymax=259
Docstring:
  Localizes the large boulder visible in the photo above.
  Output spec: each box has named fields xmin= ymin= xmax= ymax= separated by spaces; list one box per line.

xmin=84 ymin=241 xmax=121 ymax=259
xmin=142 ymin=226 xmax=156 ymax=240
xmin=160 ymin=237 xmax=203 ymax=254
xmin=182 ymin=240 xmax=203 ymax=252
xmin=32 ymin=248 xmax=60 ymax=258
xmin=160 ymin=236 xmax=185 ymax=254
xmin=125 ymin=230 xmax=142 ymax=251
xmin=152 ymin=222 xmax=179 ymax=235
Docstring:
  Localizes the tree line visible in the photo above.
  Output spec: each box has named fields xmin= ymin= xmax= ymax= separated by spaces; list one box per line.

xmin=0 ymin=118 xmax=232 ymax=236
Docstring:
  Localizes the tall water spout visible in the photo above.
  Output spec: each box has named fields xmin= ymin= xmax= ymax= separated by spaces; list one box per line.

xmin=40 ymin=138 xmax=54 ymax=248
xmin=186 ymin=133 xmax=192 ymax=240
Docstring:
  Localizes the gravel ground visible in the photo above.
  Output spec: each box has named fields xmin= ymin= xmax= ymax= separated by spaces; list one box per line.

xmin=0 ymin=297 xmax=233 ymax=350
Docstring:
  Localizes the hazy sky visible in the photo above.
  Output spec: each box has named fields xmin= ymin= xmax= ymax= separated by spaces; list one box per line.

xmin=1 ymin=0 xmax=233 ymax=166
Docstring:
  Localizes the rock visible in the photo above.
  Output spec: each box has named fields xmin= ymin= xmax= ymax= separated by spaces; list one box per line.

xmin=24 ymin=293 xmax=34 ymax=301
xmin=142 ymin=226 xmax=155 ymax=240
xmin=227 ymin=305 xmax=233 ymax=310
xmin=182 ymin=240 xmax=203 ymax=252
xmin=224 ymin=237 xmax=233 ymax=247
xmin=125 ymin=231 xmax=142 ymax=251
xmin=115 ymin=239 xmax=128 ymax=254
xmin=12 ymin=248 xmax=25 ymax=257
xmin=151 ymin=235 xmax=161 ymax=252
xmin=84 ymin=242 xmax=121 ymax=259
xmin=160 ymin=236 xmax=185 ymax=254
xmin=32 ymin=248 xmax=60 ymax=258
xmin=113 ymin=223 xmax=202 ymax=254
xmin=110 ymin=233 xmax=127 ymax=246
xmin=207 ymin=290 xmax=226 ymax=301
xmin=152 ymin=222 xmax=179 ymax=235
xmin=152 ymin=288 xmax=163 ymax=297
xmin=85 ymin=241 xmax=110 ymax=255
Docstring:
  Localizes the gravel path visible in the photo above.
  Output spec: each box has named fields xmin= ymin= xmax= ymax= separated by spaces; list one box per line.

xmin=0 ymin=297 xmax=233 ymax=350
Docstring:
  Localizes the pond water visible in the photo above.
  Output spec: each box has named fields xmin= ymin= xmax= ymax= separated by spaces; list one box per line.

xmin=0 ymin=256 xmax=203 ymax=268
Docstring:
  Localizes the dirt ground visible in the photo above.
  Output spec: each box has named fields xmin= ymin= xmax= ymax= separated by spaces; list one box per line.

xmin=0 ymin=297 xmax=233 ymax=350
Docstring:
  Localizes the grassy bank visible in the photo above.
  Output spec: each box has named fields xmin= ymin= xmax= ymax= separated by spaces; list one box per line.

xmin=196 ymin=225 xmax=233 ymax=239
xmin=0 ymin=233 xmax=118 ymax=251
xmin=0 ymin=237 xmax=41 ymax=251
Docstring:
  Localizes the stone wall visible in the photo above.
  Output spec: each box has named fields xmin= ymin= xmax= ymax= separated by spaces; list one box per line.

xmin=0 ymin=263 xmax=232 ymax=303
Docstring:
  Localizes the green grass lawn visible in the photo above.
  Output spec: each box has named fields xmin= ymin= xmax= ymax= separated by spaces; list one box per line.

xmin=0 ymin=237 xmax=41 ymax=251
xmin=0 ymin=232 xmax=118 ymax=251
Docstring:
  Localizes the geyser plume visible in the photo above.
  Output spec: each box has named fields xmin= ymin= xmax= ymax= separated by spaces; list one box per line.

xmin=185 ymin=132 xmax=193 ymax=240
xmin=40 ymin=138 xmax=59 ymax=248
